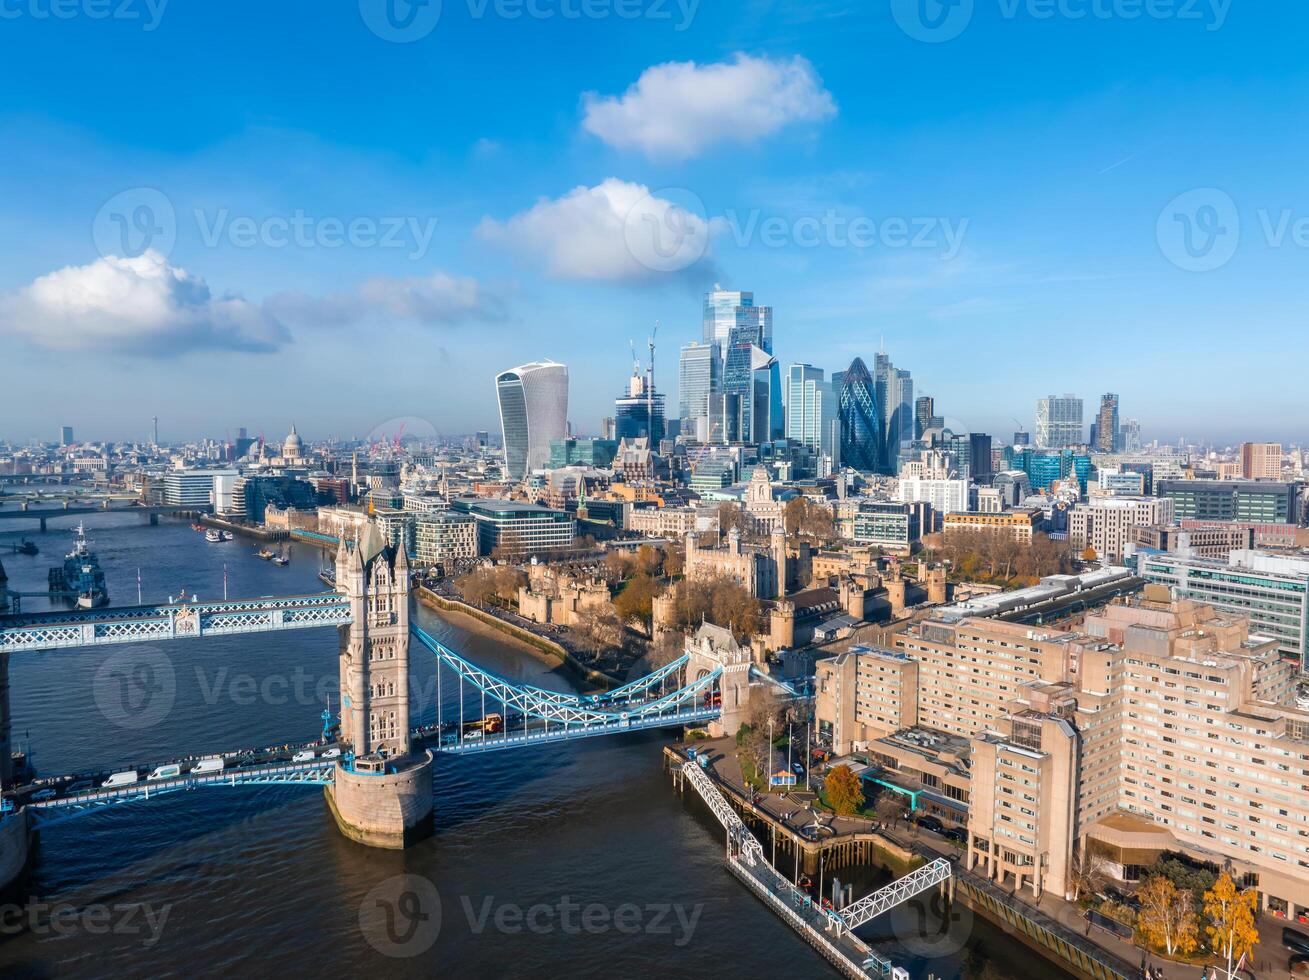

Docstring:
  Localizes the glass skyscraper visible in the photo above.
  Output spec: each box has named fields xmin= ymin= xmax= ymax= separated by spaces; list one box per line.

xmin=702 ymin=287 xmax=772 ymax=352
xmin=708 ymin=286 xmax=777 ymax=446
xmin=494 ymin=360 xmax=568 ymax=480
xmin=678 ymin=341 xmax=718 ymax=439
xmin=873 ymin=352 xmax=913 ymax=461
xmin=1035 ymin=394 xmax=1084 ymax=449
xmin=785 ymin=363 xmax=835 ymax=456
xmin=837 ymin=357 xmax=882 ymax=473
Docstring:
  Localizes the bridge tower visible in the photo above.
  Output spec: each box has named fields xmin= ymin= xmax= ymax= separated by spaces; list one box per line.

xmin=684 ymin=622 xmax=753 ymax=738
xmin=325 ymin=524 xmax=434 ymax=849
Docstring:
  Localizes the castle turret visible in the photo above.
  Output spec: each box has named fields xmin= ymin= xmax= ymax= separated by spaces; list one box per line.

xmin=770 ymin=599 xmax=795 ymax=651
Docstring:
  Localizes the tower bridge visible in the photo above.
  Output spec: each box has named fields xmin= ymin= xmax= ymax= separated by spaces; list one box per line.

xmin=0 ymin=517 xmax=953 ymax=977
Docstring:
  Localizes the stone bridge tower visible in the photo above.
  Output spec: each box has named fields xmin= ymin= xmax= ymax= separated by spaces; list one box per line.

xmin=326 ymin=523 xmax=434 ymax=849
xmin=684 ymin=622 xmax=753 ymax=737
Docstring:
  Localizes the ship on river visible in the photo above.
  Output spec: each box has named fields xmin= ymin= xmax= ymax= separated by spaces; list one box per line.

xmin=47 ymin=523 xmax=108 ymax=609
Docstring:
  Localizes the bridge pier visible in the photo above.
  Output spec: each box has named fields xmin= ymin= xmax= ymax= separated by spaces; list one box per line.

xmin=0 ymin=808 xmax=31 ymax=895
xmin=324 ymin=524 xmax=434 ymax=848
xmin=149 ymin=513 xmax=158 ymax=526
xmin=685 ymin=622 xmax=753 ymax=738
xmin=39 ymin=518 xmax=45 ymax=533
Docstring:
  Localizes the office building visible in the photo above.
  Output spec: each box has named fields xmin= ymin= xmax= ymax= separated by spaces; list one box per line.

xmin=614 ymin=372 xmax=666 ymax=445
xmin=702 ymin=286 xmax=771 ymax=353
xmin=1090 ymin=393 xmax=1119 ymax=453
xmin=852 ymin=500 xmax=923 ymax=553
xmin=942 ymin=508 xmax=1041 ymax=544
xmin=1137 ymin=549 xmax=1309 ymax=666
xmin=162 ymin=468 xmax=239 ymax=511
xmin=815 ymin=647 xmax=920 ymax=754
xmin=1130 ymin=523 xmax=1255 ymax=557
xmin=873 ymin=352 xmax=914 ymax=455
xmin=784 ymin=364 xmax=835 ymax=456
xmin=59 ymin=426 xmax=73 ymax=447
xmin=413 ymin=511 xmax=477 ymax=567
xmin=452 ymin=498 xmax=575 ymax=556
xmin=495 ymin=360 xmax=569 ymax=480
xmin=896 ymin=476 xmax=969 ymax=518
xmin=914 ymin=396 xmax=935 ymax=441
xmin=677 ymin=341 xmax=718 ymax=433
xmin=547 ymin=438 xmax=617 ymax=468
xmin=1067 ymin=495 xmax=1174 ymax=562
xmin=836 ymin=357 xmax=883 ymax=473
xmin=1241 ymin=442 xmax=1283 ymax=480
xmin=1034 ymin=394 xmax=1083 ymax=449
xmin=1159 ymin=479 xmax=1296 ymax=524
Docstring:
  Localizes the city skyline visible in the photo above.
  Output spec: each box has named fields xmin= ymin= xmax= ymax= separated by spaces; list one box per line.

xmin=1 ymin=5 xmax=1307 ymax=443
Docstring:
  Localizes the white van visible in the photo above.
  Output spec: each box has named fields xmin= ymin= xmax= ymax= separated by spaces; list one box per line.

xmin=148 ymin=764 xmax=182 ymax=781
xmin=321 ymin=748 xmax=341 ymax=759
xmin=191 ymin=757 xmax=225 ymax=775
xmin=291 ymin=749 xmax=316 ymax=762
xmin=103 ymin=770 xmax=139 ymax=788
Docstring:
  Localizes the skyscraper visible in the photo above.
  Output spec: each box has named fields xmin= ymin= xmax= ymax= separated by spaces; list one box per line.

xmin=494 ymin=360 xmax=568 ymax=480
xmin=615 ymin=372 xmax=666 ymax=444
xmin=1091 ymin=393 xmax=1119 ymax=453
xmin=785 ymin=364 xmax=835 ymax=456
xmin=678 ymin=341 xmax=718 ymax=439
xmin=837 ymin=357 xmax=882 ymax=473
xmin=59 ymin=426 xmax=73 ymax=446
xmin=914 ymin=396 xmax=935 ymax=440
xmin=702 ymin=286 xmax=772 ymax=352
xmin=1034 ymin=394 xmax=1084 ymax=449
xmin=873 ymin=351 xmax=913 ymax=459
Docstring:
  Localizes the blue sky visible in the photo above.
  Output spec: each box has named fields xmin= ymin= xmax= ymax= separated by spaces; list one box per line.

xmin=1 ymin=0 xmax=1306 ymax=446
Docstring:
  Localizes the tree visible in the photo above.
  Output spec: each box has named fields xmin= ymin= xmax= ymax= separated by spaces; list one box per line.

xmin=1137 ymin=876 xmax=1199 ymax=957
xmin=662 ymin=543 xmax=685 ymax=579
xmin=613 ymin=572 xmax=659 ymax=627
xmin=455 ymin=567 xmax=497 ymax=605
xmin=492 ymin=566 xmax=526 ymax=605
xmin=1067 ymin=847 xmax=1110 ymax=903
xmin=825 ymin=765 xmax=865 ymax=817
xmin=1204 ymin=873 xmax=1259 ymax=978
xmin=633 ymin=543 xmax=662 ymax=578
xmin=574 ymin=606 xmax=624 ymax=657
xmin=873 ymin=792 xmax=902 ymax=829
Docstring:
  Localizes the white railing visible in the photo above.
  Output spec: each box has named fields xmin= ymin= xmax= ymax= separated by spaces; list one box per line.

xmin=836 ymin=857 xmax=952 ymax=933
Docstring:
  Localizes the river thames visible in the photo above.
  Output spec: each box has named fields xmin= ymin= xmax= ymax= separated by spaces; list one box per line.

xmin=0 ymin=514 xmax=1068 ymax=978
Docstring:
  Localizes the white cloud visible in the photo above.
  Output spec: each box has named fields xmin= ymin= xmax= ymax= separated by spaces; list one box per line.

xmin=0 ymin=251 xmax=289 ymax=355
xmin=478 ymin=178 xmax=716 ymax=281
xmin=581 ymin=53 xmax=836 ymax=160
xmin=269 ymin=271 xmax=506 ymax=327
xmin=0 ymin=253 xmax=504 ymax=356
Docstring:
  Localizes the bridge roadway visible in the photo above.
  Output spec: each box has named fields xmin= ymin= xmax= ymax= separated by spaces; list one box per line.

xmin=13 ymin=701 xmax=725 ymax=818
xmin=0 ymin=504 xmax=193 ymax=524
xmin=0 ymin=593 xmax=353 ymax=651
